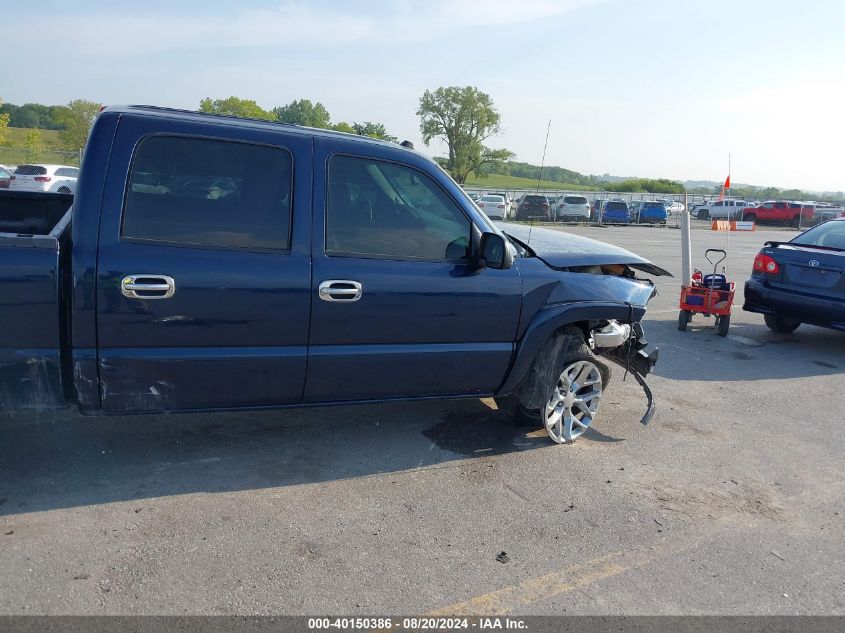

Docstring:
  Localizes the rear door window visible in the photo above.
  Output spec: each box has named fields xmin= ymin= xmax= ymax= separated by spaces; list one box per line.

xmin=121 ymin=135 xmax=293 ymax=251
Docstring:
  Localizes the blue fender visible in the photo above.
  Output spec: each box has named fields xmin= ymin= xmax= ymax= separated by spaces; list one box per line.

xmin=495 ymin=300 xmax=646 ymax=397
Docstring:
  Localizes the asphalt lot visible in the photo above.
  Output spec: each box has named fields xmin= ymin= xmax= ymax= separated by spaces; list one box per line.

xmin=1 ymin=224 xmax=843 ymax=615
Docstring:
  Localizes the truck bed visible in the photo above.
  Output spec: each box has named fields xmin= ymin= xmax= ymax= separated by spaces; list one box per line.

xmin=0 ymin=191 xmax=73 ymax=409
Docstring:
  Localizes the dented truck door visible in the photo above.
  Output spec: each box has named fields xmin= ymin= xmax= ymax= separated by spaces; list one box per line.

xmin=95 ymin=114 xmax=312 ymax=412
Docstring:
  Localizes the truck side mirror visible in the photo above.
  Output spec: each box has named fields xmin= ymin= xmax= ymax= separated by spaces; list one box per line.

xmin=478 ymin=232 xmax=513 ymax=270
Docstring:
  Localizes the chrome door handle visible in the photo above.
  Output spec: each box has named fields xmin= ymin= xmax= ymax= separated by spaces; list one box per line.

xmin=318 ymin=280 xmax=363 ymax=302
xmin=121 ymin=275 xmax=176 ymax=299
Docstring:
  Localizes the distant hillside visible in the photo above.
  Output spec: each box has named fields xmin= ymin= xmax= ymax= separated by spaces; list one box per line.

xmin=464 ymin=173 xmax=594 ymax=191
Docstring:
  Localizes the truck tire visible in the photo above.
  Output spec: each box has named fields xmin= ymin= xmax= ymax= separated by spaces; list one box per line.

xmin=743 ymin=213 xmax=756 ymax=222
xmin=764 ymin=314 xmax=801 ymax=333
xmin=697 ymin=209 xmax=709 ymax=220
xmin=498 ymin=328 xmax=611 ymax=441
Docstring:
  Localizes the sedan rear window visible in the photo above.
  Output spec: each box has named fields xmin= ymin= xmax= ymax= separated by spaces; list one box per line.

xmin=14 ymin=165 xmax=48 ymax=176
xmin=792 ymin=221 xmax=845 ymax=250
xmin=480 ymin=195 xmax=504 ymax=203
xmin=563 ymin=196 xmax=587 ymax=204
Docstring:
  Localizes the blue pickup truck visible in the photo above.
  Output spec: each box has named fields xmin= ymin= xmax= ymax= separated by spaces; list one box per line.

xmin=0 ymin=106 xmax=669 ymax=444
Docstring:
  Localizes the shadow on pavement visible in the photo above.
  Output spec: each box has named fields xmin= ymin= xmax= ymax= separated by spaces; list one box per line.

xmin=0 ymin=397 xmax=578 ymax=516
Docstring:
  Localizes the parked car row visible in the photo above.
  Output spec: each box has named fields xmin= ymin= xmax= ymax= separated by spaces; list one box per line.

xmin=694 ymin=199 xmax=819 ymax=227
xmin=1 ymin=163 xmax=79 ymax=194
xmin=466 ymin=188 xmax=842 ymax=229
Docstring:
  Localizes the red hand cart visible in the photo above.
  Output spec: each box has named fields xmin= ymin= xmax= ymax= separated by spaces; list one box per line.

xmin=678 ymin=249 xmax=735 ymax=336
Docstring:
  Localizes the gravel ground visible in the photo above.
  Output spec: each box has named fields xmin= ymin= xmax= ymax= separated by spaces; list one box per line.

xmin=1 ymin=224 xmax=843 ymax=615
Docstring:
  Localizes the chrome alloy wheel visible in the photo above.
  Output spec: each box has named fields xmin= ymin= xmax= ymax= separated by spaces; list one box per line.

xmin=543 ymin=360 xmax=603 ymax=444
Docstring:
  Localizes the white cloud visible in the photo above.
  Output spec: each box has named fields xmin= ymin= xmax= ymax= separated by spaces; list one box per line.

xmin=3 ymin=0 xmax=601 ymax=56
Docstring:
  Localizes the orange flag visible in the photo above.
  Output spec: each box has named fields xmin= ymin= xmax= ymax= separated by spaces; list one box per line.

xmin=724 ymin=175 xmax=731 ymax=189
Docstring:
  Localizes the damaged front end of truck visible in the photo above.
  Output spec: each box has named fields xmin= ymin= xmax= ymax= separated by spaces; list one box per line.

xmin=495 ymin=224 xmax=670 ymax=444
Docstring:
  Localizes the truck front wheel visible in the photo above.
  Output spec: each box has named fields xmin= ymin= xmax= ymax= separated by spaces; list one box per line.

xmin=498 ymin=329 xmax=610 ymax=443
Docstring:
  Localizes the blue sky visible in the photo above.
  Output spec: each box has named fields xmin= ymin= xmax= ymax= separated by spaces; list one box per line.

xmin=3 ymin=0 xmax=843 ymax=191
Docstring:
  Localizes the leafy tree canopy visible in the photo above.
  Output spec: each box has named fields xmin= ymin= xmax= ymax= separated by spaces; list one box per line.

xmin=417 ymin=86 xmax=513 ymax=184
xmin=272 ymin=99 xmax=332 ymax=128
xmin=605 ymin=178 xmax=684 ymax=194
xmin=53 ymin=99 xmax=101 ymax=150
xmin=352 ymin=121 xmax=397 ymax=142
xmin=199 ymin=96 xmax=274 ymax=120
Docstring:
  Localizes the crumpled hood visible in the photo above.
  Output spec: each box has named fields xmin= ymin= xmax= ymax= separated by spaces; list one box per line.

xmin=499 ymin=223 xmax=672 ymax=277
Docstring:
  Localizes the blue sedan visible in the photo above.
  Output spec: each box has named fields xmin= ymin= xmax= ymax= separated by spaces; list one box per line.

xmin=744 ymin=218 xmax=845 ymax=332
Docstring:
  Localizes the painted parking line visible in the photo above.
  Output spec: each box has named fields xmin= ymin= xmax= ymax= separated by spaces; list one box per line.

xmin=427 ymin=550 xmax=650 ymax=616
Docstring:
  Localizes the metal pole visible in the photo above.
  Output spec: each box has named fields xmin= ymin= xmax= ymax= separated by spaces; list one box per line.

xmin=681 ymin=189 xmax=692 ymax=285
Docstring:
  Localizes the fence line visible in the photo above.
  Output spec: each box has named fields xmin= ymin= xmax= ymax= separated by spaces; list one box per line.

xmin=0 ymin=146 xmax=82 ymax=167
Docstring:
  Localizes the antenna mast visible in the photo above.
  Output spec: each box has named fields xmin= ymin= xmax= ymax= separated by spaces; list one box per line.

xmin=535 ymin=120 xmax=552 ymax=193
xmin=528 ymin=120 xmax=552 ymax=246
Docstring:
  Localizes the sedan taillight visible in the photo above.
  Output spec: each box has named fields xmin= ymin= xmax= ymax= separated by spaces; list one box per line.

xmin=753 ymin=253 xmax=779 ymax=274
xmin=35 ymin=176 xmax=52 ymax=182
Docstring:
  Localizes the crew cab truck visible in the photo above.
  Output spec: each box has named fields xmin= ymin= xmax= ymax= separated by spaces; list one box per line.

xmin=0 ymin=106 xmax=668 ymax=444
xmin=742 ymin=201 xmax=815 ymax=228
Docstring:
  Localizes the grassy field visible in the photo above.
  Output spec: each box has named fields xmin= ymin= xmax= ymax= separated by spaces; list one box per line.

xmin=3 ymin=127 xmax=62 ymax=146
xmin=1 ymin=127 xmax=78 ymax=166
xmin=463 ymin=172 xmax=595 ymax=191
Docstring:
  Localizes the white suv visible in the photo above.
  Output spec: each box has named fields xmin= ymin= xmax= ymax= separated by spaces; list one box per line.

xmin=10 ymin=164 xmax=79 ymax=194
xmin=696 ymin=199 xmax=750 ymax=220
xmin=553 ymin=195 xmax=591 ymax=221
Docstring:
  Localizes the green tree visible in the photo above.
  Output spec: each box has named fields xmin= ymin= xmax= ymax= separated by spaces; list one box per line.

xmin=198 ymin=96 xmax=274 ymax=120
xmin=23 ymin=129 xmax=44 ymax=162
xmin=0 ymin=98 xmax=9 ymax=146
xmin=417 ymin=86 xmax=514 ymax=183
xmin=605 ymin=178 xmax=684 ymax=194
xmin=273 ymin=99 xmax=332 ymax=128
xmin=352 ymin=121 xmax=397 ymax=142
xmin=331 ymin=121 xmax=355 ymax=134
xmin=54 ymin=99 xmax=101 ymax=150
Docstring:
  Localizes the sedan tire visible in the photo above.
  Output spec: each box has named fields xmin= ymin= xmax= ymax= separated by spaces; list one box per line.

xmin=764 ymin=314 xmax=801 ymax=333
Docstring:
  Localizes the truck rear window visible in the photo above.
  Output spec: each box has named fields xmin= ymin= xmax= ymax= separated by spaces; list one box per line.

xmin=121 ymin=136 xmax=292 ymax=251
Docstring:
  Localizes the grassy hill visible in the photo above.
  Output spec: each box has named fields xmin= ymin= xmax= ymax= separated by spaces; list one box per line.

xmin=1 ymin=127 xmax=78 ymax=166
xmin=463 ymin=172 xmax=596 ymax=191
xmin=4 ymin=127 xmax=62 ymax=146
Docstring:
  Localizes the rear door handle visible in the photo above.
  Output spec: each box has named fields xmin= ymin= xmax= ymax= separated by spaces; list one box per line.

xmin=318 ymin=280 xmax=363 ymax=302
xmin=121 ymin=275 xmax=176 ymax=299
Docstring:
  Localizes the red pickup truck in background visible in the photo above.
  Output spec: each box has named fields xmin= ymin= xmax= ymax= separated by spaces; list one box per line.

xmin=741 ymin=201 xmax=814 ymax=227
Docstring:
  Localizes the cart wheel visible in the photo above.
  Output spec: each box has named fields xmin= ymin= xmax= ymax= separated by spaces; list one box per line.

xmin=678 ymin=310 xmax=691 ymax=331
xmin=718 ymin=313 xmax=730 ymax=336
